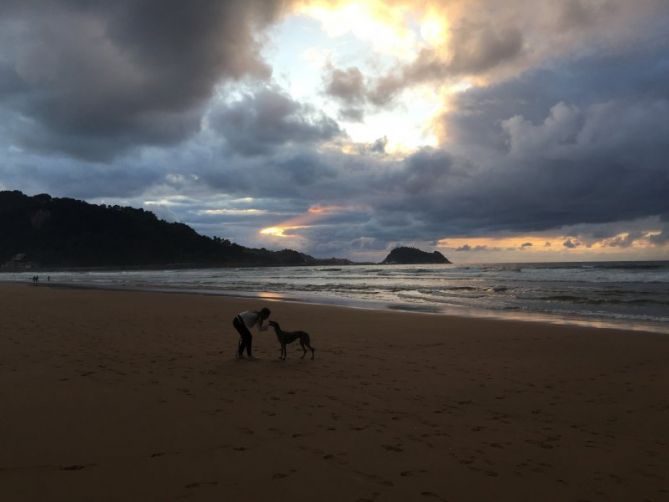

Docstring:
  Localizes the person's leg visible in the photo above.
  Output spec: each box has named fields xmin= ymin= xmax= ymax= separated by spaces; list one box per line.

xmin=246 ymin=334 xmax=253 ymax=357
xmin=238 ymin=337 xmax=244 ymax=357
xmin=233 ymin=318 xmax=249 ymax=358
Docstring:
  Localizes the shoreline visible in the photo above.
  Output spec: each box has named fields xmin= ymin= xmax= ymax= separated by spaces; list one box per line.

xmin=2 ymin=283 xmax=669 ymax=501
xmin=1 ymin=258 xmax=666 ymax=273
xmin=7 ymin=277 xmax=669 ymax=335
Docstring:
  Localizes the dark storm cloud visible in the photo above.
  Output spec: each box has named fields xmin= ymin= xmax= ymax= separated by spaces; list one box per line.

xmin=359 ymin=39 xmax=666 ymax=239
xmin=197 ymin=145 xmax=346 ymax=199
xmin=209 ymin=88 xmax=342 ymax=156
xmin=0 ymin=0 xmax=289 ymax=159
xmin=447 ymin=44 xmax=669 ymax=152
xmin=1 ymin=156 xmax=162 ymax=200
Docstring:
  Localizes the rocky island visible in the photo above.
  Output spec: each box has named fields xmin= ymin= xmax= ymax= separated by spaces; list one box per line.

xmin=381 ymin=246 xmax=451 ymax=264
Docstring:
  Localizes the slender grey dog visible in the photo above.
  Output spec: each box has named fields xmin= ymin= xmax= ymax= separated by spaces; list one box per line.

xmin=268 ymin=320 xmax=316 ymax=360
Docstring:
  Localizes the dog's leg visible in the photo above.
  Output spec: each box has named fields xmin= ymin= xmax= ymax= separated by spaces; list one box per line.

xmin=300 ymin=341 xmax=307 ymax=359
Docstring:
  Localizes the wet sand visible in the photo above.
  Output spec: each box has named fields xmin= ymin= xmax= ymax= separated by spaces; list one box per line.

xmin=1 ymin=283 xmax=668 ymax=501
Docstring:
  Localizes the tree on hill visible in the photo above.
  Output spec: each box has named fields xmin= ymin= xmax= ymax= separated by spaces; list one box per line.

xmin=0 ymin=190 xmax=350 ymax=269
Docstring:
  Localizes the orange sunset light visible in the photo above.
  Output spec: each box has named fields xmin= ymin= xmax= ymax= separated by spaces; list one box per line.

xmin=259 ymin=205 xmax=349 ymax=238
xmin=438 ymin=232 xmax=663 ymax=253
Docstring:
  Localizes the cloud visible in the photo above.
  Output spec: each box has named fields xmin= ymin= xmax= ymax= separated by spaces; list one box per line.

xmin=323 ymin=65 xmax=368 ymax=120
xmin=563 ymin=239 xmax=580 ymax=249
xmin=370 ymin=136 xmax=388 ymax=154
xmin=4 ymin=33 xmax=669 ymax=258
xmin=368 ymin=24 xmax=524 ymax=105
xmin=1 ymin=1 xmax=669 ymax=260
xmin=324 ymin=21 xmax=524 ymax=108
xmin=338 ymin=107 xmax=365 ymax=122
xmin=649 ymin=231 xmax=669 ymax=245
xmin=324 ymin=65 xmax=366 ymax=104
xmin=328 ymin=0 xmax=669 ymax=107
xmin=455 ymin=244 xmax=490 ymax=252
xmin=208 ymin=87 xmax=342 ymax=156
xmin=0 ymin=0 xmax=288 ymax=159
xmin=557 ymin=0 xmax=598 ymax=30
xmin=601 ymin=232 xmax=644 ymax=248
xmin=0 ymin=151 xmax=163 ymax=200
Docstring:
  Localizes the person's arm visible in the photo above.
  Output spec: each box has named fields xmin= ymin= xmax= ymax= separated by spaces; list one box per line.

xmin=257 ymin=316 xmax=269 ymax=331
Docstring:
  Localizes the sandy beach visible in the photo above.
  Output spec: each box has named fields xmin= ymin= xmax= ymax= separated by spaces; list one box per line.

xmin=1 ymin=283 xmax=668 ymax=501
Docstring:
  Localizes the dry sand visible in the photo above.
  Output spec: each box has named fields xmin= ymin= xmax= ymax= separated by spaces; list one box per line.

xmin=1 ymin=283 xmax=668 ymax=501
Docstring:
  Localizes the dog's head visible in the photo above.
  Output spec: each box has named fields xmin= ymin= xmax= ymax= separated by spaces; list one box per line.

xmin=268 ymin=320 xmax=278 ymax=328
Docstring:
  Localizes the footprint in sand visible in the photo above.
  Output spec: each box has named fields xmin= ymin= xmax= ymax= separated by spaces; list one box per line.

xmin=60 ymin=464 xmax=88 ymax=471
xmin=401 ymin=469 xmax=427 ymax=477
xmin=420 ymin=491 xmax=446 ymax=501
xmin=185 ymin=481 xmax=218 ymax=489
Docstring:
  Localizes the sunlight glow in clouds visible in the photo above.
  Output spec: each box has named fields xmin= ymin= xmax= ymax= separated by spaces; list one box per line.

xmin=259 ymin=205 xmax=352 ymax=242
xmin=438 ymin=231 xmax=664 ymax=261
xmin=296 ymin=1 xmax=419 ymax=59
xmin=275 ymin=0 xmax=461 ymax=153
xmin=259 ymin=226 xmax=304 ymax=238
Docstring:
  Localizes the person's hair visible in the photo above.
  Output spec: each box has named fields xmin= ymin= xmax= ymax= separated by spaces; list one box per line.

xmin=259 ymin=307 xmax=271 ymax=319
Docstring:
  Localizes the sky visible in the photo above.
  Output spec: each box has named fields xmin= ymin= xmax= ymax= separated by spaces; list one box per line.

xmin=1 ymin=0 xmax=668 ymax=263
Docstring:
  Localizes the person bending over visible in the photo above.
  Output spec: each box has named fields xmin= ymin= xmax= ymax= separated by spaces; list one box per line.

xmin=233 ymin=308 xmax=271 ymax=359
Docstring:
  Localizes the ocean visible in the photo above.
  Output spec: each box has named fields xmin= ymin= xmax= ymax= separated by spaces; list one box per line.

xmin=4 ymin=261 xmax=669 ymax=333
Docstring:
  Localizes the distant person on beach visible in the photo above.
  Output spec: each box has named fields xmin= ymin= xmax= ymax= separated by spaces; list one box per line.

xmin=233 ymin=308 xmax=271 ymax=359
